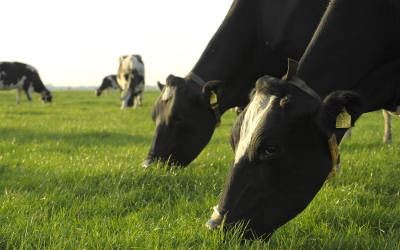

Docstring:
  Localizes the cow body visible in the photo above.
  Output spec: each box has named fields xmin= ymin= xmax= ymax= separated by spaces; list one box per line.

xmin=95 ymin=75 xmax=120 ymax=96
xmin=117 ymin=55 xmax=145 ymax=109
xmin=0 ymin=62 xmax=52 ymax=104
xmin=208 ymin=0 xmax=400 ymax=241
xmin=145 ymin=0 xmax=330 ymax=167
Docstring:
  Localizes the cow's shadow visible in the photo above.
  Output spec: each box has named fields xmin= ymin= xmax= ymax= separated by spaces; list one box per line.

xmin=0 ymin=127 xmax=152 ymax=147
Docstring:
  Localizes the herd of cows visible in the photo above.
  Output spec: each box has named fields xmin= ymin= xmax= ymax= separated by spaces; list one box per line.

xmin=1 ymin=0 xmax=400 ymax=242
xmin=0 ymin=54 xmax=145 ymax=110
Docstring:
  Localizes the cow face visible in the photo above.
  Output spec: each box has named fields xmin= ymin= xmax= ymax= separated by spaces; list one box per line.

xmin=207 ymin=76 xmax=363 ymax=241
xmin=144 ymin=75 xmax=224 ymax=167
xmin=95 ymin=89 xmax=102 ymax=97
xmin=40 ymin=91 xmax=52 ymax=103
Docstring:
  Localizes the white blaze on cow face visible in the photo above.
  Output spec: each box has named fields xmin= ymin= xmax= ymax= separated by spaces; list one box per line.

xmin=235 ymin=92 xmax=277 ymax=164
xmin=161 ymin=86 xmax=175 ymax=101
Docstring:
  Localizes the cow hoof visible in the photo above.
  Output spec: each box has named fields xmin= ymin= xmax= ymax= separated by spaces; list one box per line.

xmin=142 ymin=159 xmax=152 ymax=168
xmin=206 ymin=220 xmax=221 ymax=230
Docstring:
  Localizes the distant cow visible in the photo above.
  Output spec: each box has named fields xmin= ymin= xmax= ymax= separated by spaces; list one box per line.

xmin=0 ymin=62 xmax=52 ymax=104
xmin=95 ymin=75 xmax=120 ymax=96
xmin=117 ymin=55 xmax=145 ymax=109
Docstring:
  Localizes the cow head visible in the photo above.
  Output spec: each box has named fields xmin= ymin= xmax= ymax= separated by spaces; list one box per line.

xmin=144 ymin=75 xmax=224 ymax=167
xmin=206 ymin=76 xmax=363 ymax=241
xmin=40 ymin=91 xmax=52 ymax=103
xmin=95 ymin=89 xmax=102 ymax=97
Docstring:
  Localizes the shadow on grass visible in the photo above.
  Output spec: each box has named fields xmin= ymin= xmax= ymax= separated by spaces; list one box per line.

xmin=0 ymin=127 xmax=152 ymax=147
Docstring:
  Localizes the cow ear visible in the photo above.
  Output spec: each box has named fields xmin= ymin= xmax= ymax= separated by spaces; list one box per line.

xmin=202 ymin=80 xmax=225 ymax=103
xmin=314 ymin=90 xmax=364 ymax=136
xmin=157 ymin=81 xmax=165 ymax=91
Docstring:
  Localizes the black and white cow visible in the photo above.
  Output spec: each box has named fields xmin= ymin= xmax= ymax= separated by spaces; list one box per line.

xmin=95 ymin=75 xmax=120 ymax=96
xmin=117 ymin=55 xmax=145 ymax=109
xmin=0 ymin=62 xmax=52 ymax=104
xmin=207 ymin=0 xmax=400 ymax=241
xmin=144 ymin=0 xmax=330 ymax=167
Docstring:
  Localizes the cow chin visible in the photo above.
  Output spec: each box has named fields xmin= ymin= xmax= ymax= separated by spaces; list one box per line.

xmin=143 ymin=148 xmax=193 ymax=168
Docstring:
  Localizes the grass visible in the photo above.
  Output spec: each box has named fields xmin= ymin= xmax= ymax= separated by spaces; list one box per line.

xmin=0 ymin=90 xmax=399 ymax=249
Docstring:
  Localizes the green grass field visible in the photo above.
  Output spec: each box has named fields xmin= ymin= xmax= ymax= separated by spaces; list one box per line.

xmin=1 ymin=90 xmax=399 ymax=249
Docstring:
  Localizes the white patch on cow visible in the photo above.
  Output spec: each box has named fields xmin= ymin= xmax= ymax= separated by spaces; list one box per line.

xmin=117 ymin=55 xmax=145 ymax=91
xmin=107 ymin=75 xmax=119 ymax=89
xmin=1 ymin=76 xmax=27 ymax=90
xmin=388 ymin=106 xmax=400 ymax=116
xmin=234 ymin=93 xmax=276 ymax=164
xmin=210 ymin=205 xmax=224 ymax=223
xmin=0 ymin=71 xmax=7 ymax=79
xmin=162 ymin=86 xmax=175 ymax=101
xmin=134 ymin=82 xmax=144 ymax=93
xmin=26 ymin=65 xmax=37 ymax=73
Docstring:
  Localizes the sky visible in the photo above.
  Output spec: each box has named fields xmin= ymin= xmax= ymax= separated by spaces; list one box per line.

xmin=2 ymin=0 xmax=233 ymax=86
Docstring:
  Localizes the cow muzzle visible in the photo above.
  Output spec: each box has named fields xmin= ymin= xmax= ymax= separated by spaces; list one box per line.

xmin=206 ymin=205 xmax=224 ymax=230
xmin=142 ymin=159 xmax=152 ymax=168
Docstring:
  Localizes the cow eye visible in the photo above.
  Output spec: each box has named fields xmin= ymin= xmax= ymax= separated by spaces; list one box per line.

xmin=260 ymin=145 xmax=278 ymax=160
xmin=175 ymin=115 xmax=185 ymax=122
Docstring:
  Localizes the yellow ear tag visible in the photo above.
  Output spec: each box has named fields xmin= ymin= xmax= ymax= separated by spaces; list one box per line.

xmin=336 ymin=107 xmax=351 ymax=128
xmin=327 ymin=133 xmax=339 ymax=180
xmin=210 ymin=91 xmax=218 ymax=104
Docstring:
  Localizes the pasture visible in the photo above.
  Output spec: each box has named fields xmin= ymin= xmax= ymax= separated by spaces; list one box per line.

xmin=0 ymin=90 xmax=399 ymax=249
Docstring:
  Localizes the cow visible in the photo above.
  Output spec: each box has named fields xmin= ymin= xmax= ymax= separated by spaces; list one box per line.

xmin=344 ymin=110 xmax=393 ymax=144
xmin=206 ymin=0 xmax=400 ymax=241
xmin=144 ymin=0 xmax=331 ymax=167
xmin=0 ymin=62 xmax=52 ymax=104
xmin=95 ymin=74 xmax=120 ymax=97
xmin=117 ymin=55 xmax=145 ymax=109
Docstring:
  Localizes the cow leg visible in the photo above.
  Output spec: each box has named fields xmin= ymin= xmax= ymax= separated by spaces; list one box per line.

xmin=383 ymin=109 xmax=392 ymax=144
xmin=16 ymin=88 xmax=22 ymax=104
xmin=134 ymin=95 xmax=138 ymax=109
xmin=139 ymin=92 xmax=143 ymax=107
xmin=111 ymin=88 xmax=114 ymax=96
xmin=343 ymin=128 xmax=352 ymax=139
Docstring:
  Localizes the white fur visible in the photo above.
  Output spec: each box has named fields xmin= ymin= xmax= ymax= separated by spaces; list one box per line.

xmin=107 ymin=75 xmax=119 ymax=89
xmin=210 ymin=205 xmax=223 ymax=223
xmin=162 ymin=86 xmax=175 ymax=101
xmin=117 ymin=55 xmax=144 ymax=90
xmin=235 ymin=93 xmax=276 ymax=164
xmin=0 ymin=76 xmax=27 ymax=90
xmin=26 ymin=65 xmax=37 ymax=73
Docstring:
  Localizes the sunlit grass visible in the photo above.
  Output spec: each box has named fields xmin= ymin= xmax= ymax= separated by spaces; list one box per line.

xmin=0 ymin=90 xmax=399 ymax=249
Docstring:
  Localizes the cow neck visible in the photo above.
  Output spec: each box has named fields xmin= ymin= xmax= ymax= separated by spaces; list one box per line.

xmin=282 ymin=59 xmax=321 ymax=102
xmin=295 ymin=0 xmax=398 ymax=99
xmin=184 ymin=72 xmax=222 ymax=128
xmin=283 ymin=59 xmax=338 ymax=182
xmin=184 ymin=72 xmax=206 ymax=88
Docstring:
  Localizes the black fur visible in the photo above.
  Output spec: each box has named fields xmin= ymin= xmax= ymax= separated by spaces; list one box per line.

xmin=166 ymin=75 xmax=186 ymax=87
xmin=314 ymin=90 xmax=364 ymax=137
xmin=202 ymin=80 xmax=225 ymax=103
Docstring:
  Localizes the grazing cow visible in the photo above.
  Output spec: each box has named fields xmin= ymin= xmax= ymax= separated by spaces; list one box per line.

xmin=0 ymin=62 xmax=52 ymax=104
xmin=144 ymin=0 xmax=330 ymax=167
xmin=207 ymin=0 xmax=400 ymax=241
xmin=95 ymin=75 xmax=120 ymax=96
xmin=117 ymin=55 xmax=145 ymax=109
